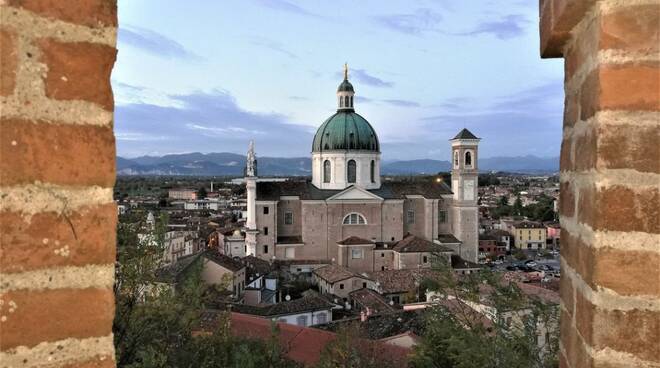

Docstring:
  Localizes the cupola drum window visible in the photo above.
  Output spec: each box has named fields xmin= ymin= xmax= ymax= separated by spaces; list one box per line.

xmin=323 ymin=160 xmax=331 ymax=183
xmin=343 ymin=213 xmax=367 ymax=225
xmin=465 ymin=151 xmax=472 ymax=167
xmin=347 ymin=160 xmax=356 ymax=183
xmin=370 ymin=160 xmax=375 ymax=183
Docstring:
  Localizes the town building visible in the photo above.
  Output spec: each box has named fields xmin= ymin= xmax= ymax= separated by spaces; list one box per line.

xmin=512 ymin=221 xmax=547 ymax=250
xmin=242 ymin=66 xmax=481 ymax=271
xmin=168 ymin=188 xmax=198 ymax=200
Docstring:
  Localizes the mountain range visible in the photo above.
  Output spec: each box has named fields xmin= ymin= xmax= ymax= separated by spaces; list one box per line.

xmin=116 ymin=152 xmax=559 ymax=176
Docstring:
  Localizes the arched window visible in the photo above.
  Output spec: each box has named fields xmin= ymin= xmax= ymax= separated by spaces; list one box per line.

xmin=465 ymin=151 xmax=472 ymax=167
xmin=347 ymin=159 xmax=357 ymax=183
xmin=339 ymin=96 xmax=343 ymax=107
xmin=323 ymin=160 xmax=331 ymax=183
xmin=350 ymin=96 xmax=353 ymax=107
xmin=343 ymin=212 xmax=367 ymax=225
xmin=344 ymin=96 xmax=349 ymax=107
xmin=370 ymin=160 xmax=375 ymax=183
xmin=454 ymin=151 xmax=459 ymax=167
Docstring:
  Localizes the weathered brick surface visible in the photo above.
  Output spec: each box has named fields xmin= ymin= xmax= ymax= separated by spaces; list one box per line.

xmin=559 ymin=272 xmax=575 ymax=315
xmin=7 ymin=0 xmax=117 ymax=27
xmin=578 ymin=184 xmax=659 ymax=234
xmin=599 ymin=123 xmax=660 ymax=174
xmin=0 ymin=118 xmax=116 ymax=186
xmin=0 ymin=28 xmax=17 ymax=96
xmin=580 ymin=65 xmax=660 ymax=120
xmin=559 ymin=182 xmax=575 ymax=217
xmin=0 ymin=204 xmax=116 ymax=274
xmin=0 ymin=288 xmax=115 ymax=350
xmin=62 ymin=356 xmax=116 ymax=368
xmin=39 ymin=40 xmax=116 ymax=110
xmin=600 ymin=5 xmax=660 ymax=53
xmin=575 ymin=291 xmax=660 ymax=363
xmin=560 ymin=308 xmax=593 ymax=368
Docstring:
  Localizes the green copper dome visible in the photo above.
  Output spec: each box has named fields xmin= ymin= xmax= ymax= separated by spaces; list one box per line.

xmin=337 ymin=79 xmax=354 ymax=92
xmin=312 ymin=111 xmax=380 ymax=152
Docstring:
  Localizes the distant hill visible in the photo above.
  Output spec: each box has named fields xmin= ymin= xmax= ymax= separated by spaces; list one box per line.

xmin=116 ymin=152 xmax=558 ymax=176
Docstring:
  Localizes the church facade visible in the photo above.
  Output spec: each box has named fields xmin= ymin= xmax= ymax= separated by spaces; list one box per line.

xmin=244 ymin=66 xmax=480 ymax=272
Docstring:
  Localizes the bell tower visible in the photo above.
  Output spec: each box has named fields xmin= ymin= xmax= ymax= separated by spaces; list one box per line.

xmin=450 ymin=129 xmax=480 ymax=263
xmin=244 ymin=140 xmax=258 ymax=256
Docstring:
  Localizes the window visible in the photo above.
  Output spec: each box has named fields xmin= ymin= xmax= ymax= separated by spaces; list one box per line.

xmin=263 ymin=245 xmax=269 ymax=254
xmin=344 ymin=96 xmax=349 ymax=108
xmin=454 ymin=151 xmax=459 ymax=167
xmin=350 ymin=96 xmax=353 ymax=107
xmin=263 ymin=206 xmax=269 ymax=215
xmin=351 ymin=249 xmax=363 ymax=259
xmin=407 ymin=210 xmax=415 ymax=224
xmin=362 ymin=282 xmax=367 ymax=288
xmin=284 ymin=211 xmax=293 ymax=225
xmin=381 ymin=252 xmax=385 ymax=258
xmin=370 ymin=160 xmax=375 ymax=183
xmin=347 ymin=159 xmax=356 ymax=183
xmin=339 ymin=283 xmax=344 ymax=290
xmin=438 ymin=210 xmax=447 ymax=223
xmin=316 ymin=313 xmax=327 ymax=324
xmin=339 ymin=96 xmax=343 ymax=107
xmin=263 ymin=226 xmax=269 ymax=235
xmin=285 ymin=247 xmax=295 ymax=259
xmin=323 ymin=160 xmax=331 ymax=183
xmin=423 ymin=255 xmax=428 ymax=263
xmin=465 ymin=151 xmax=472 ymax=167
xmin=343 ymin=213 xmax=366 ymax=225
xmin=297 ymin=315 xmax=308 ymax=327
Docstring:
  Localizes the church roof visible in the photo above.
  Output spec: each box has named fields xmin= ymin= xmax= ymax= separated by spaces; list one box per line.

xmin=312 ymin=111 xmax=379 ymax=152
xmin=452 ymin=128 xmax=479 ymax=140
xmin=337 ymin=236 xmax=375 ymax=245
xmin=256 ymin=180 xmax=452 ymax=201
xmin=392 ymin=234 xmax=453 ymax=253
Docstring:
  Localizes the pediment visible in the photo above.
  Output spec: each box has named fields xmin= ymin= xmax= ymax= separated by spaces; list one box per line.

xmin=327 ymin=186 xmax=383 ymax=201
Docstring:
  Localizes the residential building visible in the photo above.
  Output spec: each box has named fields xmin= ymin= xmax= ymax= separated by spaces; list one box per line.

xmin=512 ymin=221 xmax=547 ymax=250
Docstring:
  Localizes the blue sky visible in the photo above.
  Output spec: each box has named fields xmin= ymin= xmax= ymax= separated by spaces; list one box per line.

xmin=112 ymin=0 xmax=564 ymax=160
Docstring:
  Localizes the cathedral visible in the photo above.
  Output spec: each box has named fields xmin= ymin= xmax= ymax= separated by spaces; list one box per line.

xmin=243 ymin=66 xmax=480 ymax=272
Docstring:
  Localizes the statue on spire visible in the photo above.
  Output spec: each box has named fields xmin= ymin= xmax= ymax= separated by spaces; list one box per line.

xmin=343 ymin=62 xmax=349 ymax=80
xmin=246 ymin=140 xmax=257 ymax=177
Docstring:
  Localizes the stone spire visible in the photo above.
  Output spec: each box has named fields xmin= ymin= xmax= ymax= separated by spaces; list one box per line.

xmin=246 ymin=140 xmax=257 ymax=177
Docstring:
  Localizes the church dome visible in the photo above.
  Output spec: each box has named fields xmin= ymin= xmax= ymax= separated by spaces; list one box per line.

xmin=312 ymin=111 xmax=380 ymax=152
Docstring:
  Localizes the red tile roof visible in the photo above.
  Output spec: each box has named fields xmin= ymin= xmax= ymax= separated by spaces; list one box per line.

xmin=229 ymin=312 xmax=410 ymax=366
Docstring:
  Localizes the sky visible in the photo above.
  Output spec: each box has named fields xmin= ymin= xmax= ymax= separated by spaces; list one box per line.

xmin=112 ymin=0 xmax=565 ymax=161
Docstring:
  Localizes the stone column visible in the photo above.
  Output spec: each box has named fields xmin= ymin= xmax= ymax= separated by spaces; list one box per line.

xmin=1 ymin=1 xmax=118 ymax=366
xmin=540 ymin=0 xmax=659 ymax=367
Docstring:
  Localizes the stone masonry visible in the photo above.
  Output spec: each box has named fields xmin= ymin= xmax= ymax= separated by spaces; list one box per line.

xmin=0 ymin=1 xmax=118 ymax=367
xmin=540 ymin=0 xmax=660 ymax=367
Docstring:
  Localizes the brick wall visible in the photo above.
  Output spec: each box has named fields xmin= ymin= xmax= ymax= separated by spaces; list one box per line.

xmin=1 ymin=1 xmax=118 ymax=367
xmin=540 ymin=0 xmax=659 ymax=367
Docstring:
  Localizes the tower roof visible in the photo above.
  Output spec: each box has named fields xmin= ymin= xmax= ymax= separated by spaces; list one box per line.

xmin=452 ymin=128 xmax=479 ymax=140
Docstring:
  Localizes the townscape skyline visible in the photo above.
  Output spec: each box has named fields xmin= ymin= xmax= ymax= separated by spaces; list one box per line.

xmin=113 ymin=0 xmax=564 ymax=160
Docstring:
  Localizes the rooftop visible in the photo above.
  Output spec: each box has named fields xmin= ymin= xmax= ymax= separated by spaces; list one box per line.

xmin=313 ymin=264 xmax=367 ymax=283
xmin=368 ymin=269 xmax=437 ymax=295
xmin=337 ymin=236 xmax=375 ymax=245
xmin=231 ymin=295 xmax=336 ymax=317
xmin=256 ymin=179 xmax=452 ymax=201
xmin=393 ymin=234 xmax=453 ymax=253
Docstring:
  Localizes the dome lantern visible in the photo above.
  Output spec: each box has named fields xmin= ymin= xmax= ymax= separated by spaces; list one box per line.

xmin=337 ymin=63 xmax=355 ymax=111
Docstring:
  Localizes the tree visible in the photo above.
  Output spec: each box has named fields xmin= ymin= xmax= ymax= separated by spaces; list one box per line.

xmin=499 ymin=195 xmax=509 ymax=206
xmin=317 ymin=323 xmax=383 ymax=368
xmin=113 ymin=214 xmax=296 ymax=367
xmin=198 ymin=186 xmax=207 ymax=199
xmin=513 ymin=195 xmax=524 ymax=216
xmin=412 ymin=259 xmax=559 ymax=368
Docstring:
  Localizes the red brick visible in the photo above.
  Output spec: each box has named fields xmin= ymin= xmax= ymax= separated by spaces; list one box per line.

xmin=559 ymin=181 xmax=575 ymax=217
xmin=600 ymin=5 xmax=660 ymax=53
xmin=0 ymin=28 xmax=17 ymax=96
xmin=0 ymin=118 xmax=116 ymax=187
xmin=0 ymin=203 xmax=117 ymax=274
xmin=38 ymin=40 xmax=116 ymax=110
xmin=559 ymin=273 xmax=575 ymax=315
xmin=0 ymin=288 xmax=115 ymax=350
xmin=6 ymin=0 xmax=117 ymax=27
xmin=593 ymin=248 xmax=660 ymax=297
xmin=541 ymin=0 xmax=597 ymax=58
xmin=575 ymin=291 xmax=660 ymax=363
xmin=579 ymin=185 xmax=660 ymax=234
xmin=560 ymin=307 xmax=593 ymax=368
xmin=559 ymin=137 xmax=572 ymax=172
xmin=599 ymin=123 xmax=660 ymax=174
xmin=572 ymin=126 xmax=597 ymax=171
xmin=581 ymin=65 xmax=660 ymax=120
xmin=561 ymin=230 xmax=593 ymax=284
xmin=563 ymin=92 xmax=579 ymax=128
